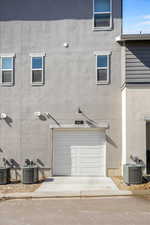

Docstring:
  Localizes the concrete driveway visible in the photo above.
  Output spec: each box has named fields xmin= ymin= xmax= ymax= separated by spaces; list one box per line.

xmin=36 ymin=177 xmax=118 ymax=193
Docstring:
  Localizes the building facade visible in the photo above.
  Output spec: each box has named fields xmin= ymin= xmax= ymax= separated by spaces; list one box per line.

xmin=117 ymin=34 xmax=150 ymax=175
xmin=0 ymin=0 xmax=123 ymax=177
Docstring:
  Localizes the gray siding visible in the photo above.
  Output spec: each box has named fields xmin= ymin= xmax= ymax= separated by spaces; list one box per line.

xmin=125 ymin=41 xmax=150 ymax=84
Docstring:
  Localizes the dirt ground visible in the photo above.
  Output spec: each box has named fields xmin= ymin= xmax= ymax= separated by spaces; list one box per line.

xmin=112 ymin=176 xmax=150 ymax=190
xmin=0 ymin=181 xmax=42 ymax=194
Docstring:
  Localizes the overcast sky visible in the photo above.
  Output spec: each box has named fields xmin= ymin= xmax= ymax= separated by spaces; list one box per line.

xmin=123 ymin=0 xmax=150 ymax=34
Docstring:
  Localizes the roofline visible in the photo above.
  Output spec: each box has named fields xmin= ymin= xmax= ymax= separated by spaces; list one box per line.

xmin=116 ymin=34 xmax=150 ymax=42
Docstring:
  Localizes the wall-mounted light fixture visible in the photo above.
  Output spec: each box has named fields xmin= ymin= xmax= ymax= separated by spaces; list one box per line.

xmin=63 ymin=42 xmax=69 ymax=48
xmin=78 ymin=107 xmax=83 ymax=114
xmin=34 ymin=112 xmax=41 ymax=117
xmin=0 ymin=113 xmax=7 ymax=119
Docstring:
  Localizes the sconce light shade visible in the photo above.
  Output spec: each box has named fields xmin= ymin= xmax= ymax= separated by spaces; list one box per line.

xmin=0 ymin=113 xmax=7 ymax=119
xmin=63 ymin=42 xmax=69 ymax=48
xmin=34 ymin=112 xmax=41 ymax=117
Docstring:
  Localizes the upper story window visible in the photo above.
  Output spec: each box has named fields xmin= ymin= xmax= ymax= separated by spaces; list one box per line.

xmin=31 ymin=54 xmax=45 ymax=85
xmin=1 ymin=55 xmax=14 ymax=86
xmin=96 ymin=52 xmax=110 ymax=84
xmin=93 ymin=0 xmax=112 ymax=30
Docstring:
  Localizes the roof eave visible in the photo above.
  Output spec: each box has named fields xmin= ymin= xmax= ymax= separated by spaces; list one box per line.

xmin=115 ymin=34 xmax=150 ymax=42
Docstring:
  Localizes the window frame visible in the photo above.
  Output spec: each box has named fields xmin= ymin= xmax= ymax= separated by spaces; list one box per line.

xmin=30 ymin=53 xmax=45 ymax=86
xmin=93 ymin=0 xmax=113 ymax=30
xmin=95 ymin=51 xmax=111 ymax=85
xmin=0 ymin=54 xmax=15 ymax=86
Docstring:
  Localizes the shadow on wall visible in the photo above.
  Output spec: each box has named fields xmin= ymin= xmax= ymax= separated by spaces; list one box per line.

xmin=36 ymin=158 xmax=45 ymax=167
xmin=4 ymin=116 xmax=13 ymax=127
xmin=9 ymin=159 xmax=20 ymax=168
xmin=0 ymin=0 xmax=121 ymax=21
xmin=106 ymin=135 xmax=118 ymax=149
xmin=0 ymin=116 xmax=13 ymax=127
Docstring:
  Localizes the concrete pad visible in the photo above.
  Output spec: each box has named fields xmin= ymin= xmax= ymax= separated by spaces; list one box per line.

xmin=36 ymin=177 xmax=119 ymax=193
xmin=3 ymin=191 xmax=81 ymax=199
xmin=80 ymin=190 xmax=132 ymax=197
xmin=1 ymin=189 xmax=150 ymax=200
xmin=4 ymin=192 xmax=34 ymax=199
xmin=0 ymin=194 xmax=5 ymax=200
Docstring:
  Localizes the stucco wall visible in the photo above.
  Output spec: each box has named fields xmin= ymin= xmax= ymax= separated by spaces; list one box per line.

xmin=122 ymin=87 xmax=150 ymax=169
xmin=0 ymin=0 xmax=122 ymax=174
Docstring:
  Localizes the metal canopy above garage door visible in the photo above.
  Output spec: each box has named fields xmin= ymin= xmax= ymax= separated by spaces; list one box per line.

xmin=53 ymin=129 xmax=106 ymax=177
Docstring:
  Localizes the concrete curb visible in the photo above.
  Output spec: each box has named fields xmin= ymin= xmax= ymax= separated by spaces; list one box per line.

xmin=0 ymin=190 xmax=150 ymax=201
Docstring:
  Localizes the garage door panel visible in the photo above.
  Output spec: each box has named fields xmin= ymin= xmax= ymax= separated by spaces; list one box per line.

xmin=53 ymin=129 xmax=106 ymax=177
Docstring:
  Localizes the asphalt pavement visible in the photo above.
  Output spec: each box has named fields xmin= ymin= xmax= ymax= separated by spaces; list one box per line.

xmin=0 ymin=196 xmax=150 ymax=225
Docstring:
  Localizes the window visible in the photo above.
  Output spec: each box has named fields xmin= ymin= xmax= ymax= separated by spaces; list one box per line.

xmin=31 ymin=55 xmax=44 ymax=85
xmin=1 ymin=56 xmax=14 ymax=85
xmin=96 ymin=54 xmax=110 ymax=84
xmin=93 ymin=0 xmax=112 ymax=29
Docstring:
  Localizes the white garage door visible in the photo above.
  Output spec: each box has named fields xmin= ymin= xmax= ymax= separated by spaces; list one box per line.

xmin=53 ymin=129 xmax=106 ymax=177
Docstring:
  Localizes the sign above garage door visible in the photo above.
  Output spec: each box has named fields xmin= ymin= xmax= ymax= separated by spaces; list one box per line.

xmin=53 ymin=129 xmax=106 ymax=177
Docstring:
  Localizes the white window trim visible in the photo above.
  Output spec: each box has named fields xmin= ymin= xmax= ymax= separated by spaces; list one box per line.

xmin=94 ymin=51 xmax=112 ymax=56
xmin=31 ymin=55 xmax=45 ymax=86
xmin=0 ymin=55 xmax=15 ymax=86
xmin=0 ymin=53 xmax=16 ymax=57
xmin=29 ymin=53 xmax=46 ymax=57
xmin=96 ymin=53 xmax=110 ymax=85
xmin=93 ymin=0 xmax=113 ymax=31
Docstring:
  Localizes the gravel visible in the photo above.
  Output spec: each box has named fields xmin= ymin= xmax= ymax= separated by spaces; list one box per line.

xmin=0 ymin=181 xmax=42 ymax=194
xmin=112 ymin=176 xmax=150 ymax=190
